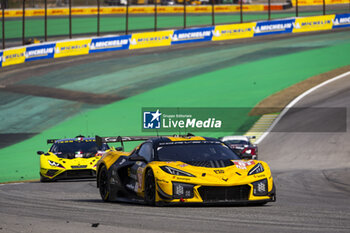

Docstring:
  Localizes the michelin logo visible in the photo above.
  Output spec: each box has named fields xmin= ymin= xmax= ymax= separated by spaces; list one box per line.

xmin=333 ymin=16 xmax=350 ymax=26
xmin=55 ymin=44 xmax=88 ymax=54
xmin=25 ymin=48 xmax=54 ymax=58
xmin=90 ymin=39 xmax=128 ymax=50
xmin=254 ymin=23 xmax=292 ymax=33
xmin=143 ymin=109 xmax=162 ymax=129
xmin=172 ymin=31 xmax=211 ymax=41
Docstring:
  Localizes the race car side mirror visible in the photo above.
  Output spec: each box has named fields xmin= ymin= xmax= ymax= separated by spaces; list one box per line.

xmin=116 ymin=147 xmax=124 ymax=151
xmin=128 ymin=155 xmax=147 ymax=162
xmin=37 ymin=151 xmax=44 ymax=155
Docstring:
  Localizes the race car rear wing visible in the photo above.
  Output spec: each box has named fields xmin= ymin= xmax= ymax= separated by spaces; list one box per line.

xmin=95 ymin=135 xmax=161 ymax=151
xmin=47 ymin=139 xmax=58 ymax=144
xmin=95 ymin=134 xmax=195 ymax=150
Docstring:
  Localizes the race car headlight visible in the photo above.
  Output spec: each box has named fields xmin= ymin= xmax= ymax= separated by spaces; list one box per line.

xmin=172 ymin=182 xmax=194 ymax=199
xmin=248 ymin=163 xmax=264 ymax=176
xmin=48 ymin=160 xmax=64 ymax=168
xmin=160 ymin=166 xmax=195 ymax=177
xmin=252 ymin=179 xmax=268 ymax=196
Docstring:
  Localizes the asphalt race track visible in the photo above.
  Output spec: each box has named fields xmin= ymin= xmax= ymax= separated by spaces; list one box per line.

xmin=0 ymin=76 xmax=349 ymax=232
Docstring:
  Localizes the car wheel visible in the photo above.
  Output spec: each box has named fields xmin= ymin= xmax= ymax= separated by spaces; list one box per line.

xmin=40 ymin=174 xmax=51 ymax=182
xmin=144 ymin=169 xmax=156 ymax=206
xmin=98 ymin=166 xmax=111 ymax=202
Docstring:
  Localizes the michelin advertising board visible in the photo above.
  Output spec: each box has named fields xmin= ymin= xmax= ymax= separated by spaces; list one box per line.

xmin=25 ymin=43 xmax=56 ymax=62
xmin=293 ymin=15 xmax=335 ymax=33
xmin=1 ymin=13 xmax=350 ymax=68
xmin=129 ymin=31 xmax=173 ymax=50
xmin=54 ymin=39 xmax=91 ymax=58
xmin=0 ymin=51 xmax=3 ymax=67
xmin=89 ymin=35 xmax=131 ymax=53
xmin=333 ymin=14 xmax=350 ymax=29
xmin=212 ymin=23 xmax=256 ymax=41
xmin=2 ymin=47 xmax=26 ymax=67
xmin=171 ymin=27 xmax=214 ymax=44
xmin=254 ymin=19 xmax=295 ymax=36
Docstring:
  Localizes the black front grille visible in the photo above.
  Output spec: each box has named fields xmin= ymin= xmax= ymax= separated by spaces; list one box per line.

xmin=66 ymin=169 xmax=95 ymax=177
xmin=198 ymin=185 xmax=251 ymax=202
xmin=185 ymin=160 xmax=234 ymax=168
xmin=54 ymin=169 xmax=96 ymax=180
xmin=46 ymin=169 xmax=59 ymax=177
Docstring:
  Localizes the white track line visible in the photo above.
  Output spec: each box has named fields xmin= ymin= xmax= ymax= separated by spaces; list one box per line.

xmin=255 ymin=71 xmax=350 ymax=144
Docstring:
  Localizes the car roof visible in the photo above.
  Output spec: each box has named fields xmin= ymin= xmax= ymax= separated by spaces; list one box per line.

xmin=220 ymin=136 xmax=249 ymax=141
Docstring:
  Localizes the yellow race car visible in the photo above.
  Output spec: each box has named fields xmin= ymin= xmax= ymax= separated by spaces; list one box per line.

xmin=95 ymin=135 xmax=276 ymax=206
xmin=37 ymin=136 xmax=110 ymax=182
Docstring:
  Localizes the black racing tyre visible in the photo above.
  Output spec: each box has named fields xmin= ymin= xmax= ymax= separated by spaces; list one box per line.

xmin=40 ymin=174 xmax=52 ymax=182
xmin=98 ymin=166 xmax=111 ymax=202
xmin=144 ymin=169 xmax=156 ymax=206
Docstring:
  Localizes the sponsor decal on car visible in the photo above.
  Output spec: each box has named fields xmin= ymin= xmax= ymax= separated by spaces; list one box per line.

xmin=232 ymin=160 xmax=255 ymax=169
xmin=214 ymin=169 xmax=224 ymax=174
xmin=137 ymin=167 xmax=144 ymax=190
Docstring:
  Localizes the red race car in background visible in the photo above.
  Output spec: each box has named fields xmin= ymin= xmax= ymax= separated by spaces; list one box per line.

xmin=219 ymin=136 xmax=258 ymax=160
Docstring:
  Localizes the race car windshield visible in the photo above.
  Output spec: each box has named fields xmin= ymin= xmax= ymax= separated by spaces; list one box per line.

xmin=156 ymin=142 xmax=240 ymax=161
xmin=50 ymin=141 xmax=109 ymax=158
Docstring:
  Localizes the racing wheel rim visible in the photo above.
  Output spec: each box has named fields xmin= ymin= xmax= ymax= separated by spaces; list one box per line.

xmin=99 ymin=166 xmax=109 ymax=201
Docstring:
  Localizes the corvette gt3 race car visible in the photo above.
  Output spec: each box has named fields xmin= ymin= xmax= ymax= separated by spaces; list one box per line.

xmin=95 ymin=135 xmax=276 ymax=205
xmin=37 ymin=136 xmax=110 ymax=182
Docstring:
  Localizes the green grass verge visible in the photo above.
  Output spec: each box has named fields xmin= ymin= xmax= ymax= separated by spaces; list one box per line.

xmin=0 ymin=40 xmax=350 ymax=182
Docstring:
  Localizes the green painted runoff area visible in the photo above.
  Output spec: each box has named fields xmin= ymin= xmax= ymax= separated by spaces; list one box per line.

xmin=0 ymin=11 xmax=339 ymax=40
xmin=1 ymin=38 xmax=350 ymax=182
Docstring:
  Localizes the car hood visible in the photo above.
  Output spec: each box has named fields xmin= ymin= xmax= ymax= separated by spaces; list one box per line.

xmin=152 ymin=160 xmax=269 ymax=186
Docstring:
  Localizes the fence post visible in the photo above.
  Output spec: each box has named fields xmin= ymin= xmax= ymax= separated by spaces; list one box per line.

xmin=183 ymin=0 xmax=186 ymax=29
xmin=22 ymin=0 xmax=25 ymax=45
xmin=45 ymin=0 xmax=47 ymax=41
xmin=323 ymin=0 xmax=325 ymax=15
xmin=296 ymin=0 xmax=298 ymax=17
xmin=126 ymin=0 xmax=129 ymax=34
xmin=97 ymin=0 xmax=100 ymax=36
xmin=240 ymin=0 xmax=243 ymax=23
xmin=154 ymin=0 xmax=158 ymax=32
xmin=69 ymin=0 xmax=72 ymax=39
xmin=211 ymin=0 xmax=215 ymax=25
xmin=1 ymin=0 xmax=4 ymax=49
xmin=268 ymin=0 xmax=271 ymax=20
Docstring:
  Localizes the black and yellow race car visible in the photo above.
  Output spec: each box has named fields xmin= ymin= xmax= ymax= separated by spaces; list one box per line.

xmin=95 ymin=135 xmax=276 ymax=206
xmin=37 ymin=136 xmax=110 ymax=182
